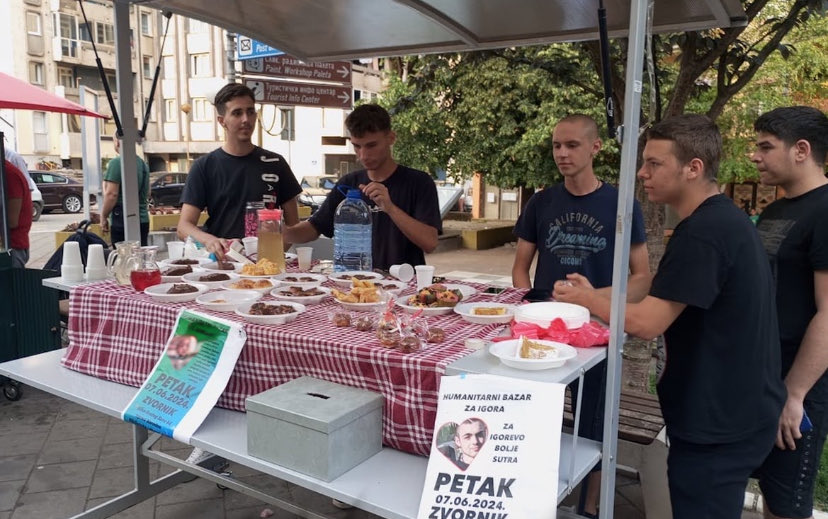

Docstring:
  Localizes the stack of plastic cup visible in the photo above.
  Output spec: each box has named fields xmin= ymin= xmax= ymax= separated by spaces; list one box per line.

xmin=85 ymin=244 xmax=107 ymax=280
xmin=62 ymin=241 xmax=84 ymax=282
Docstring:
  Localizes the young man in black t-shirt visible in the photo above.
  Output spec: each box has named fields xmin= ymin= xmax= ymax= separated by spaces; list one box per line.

xmin=284 ymin=104 xmax=441 ymax=270
xmin=751 ymin=106 xmax=828 ymax=519
xmin=177 ymin=83 xmax=302 ymax=259
xmin=555 ymin=114 xmax=785 ymax=519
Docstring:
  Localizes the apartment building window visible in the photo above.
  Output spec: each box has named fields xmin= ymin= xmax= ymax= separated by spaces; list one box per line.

xmin=33 ymin=111 xmax=48 ymax=152
xmin=79 ymin=23 xmax=91 ymax=42
xmin=29 ymin=62 xmax=44 ymax=85
xmin=280 ymin=108 xmax=295 ymax=141
xmin=164 ymin=99 xmax=177 ymax=122
xmin=187 ymin=18 xmax=209 ymax=33
xmin=142 ymin=56 xmax=152 ymax=78
xmin=96 ymin=22 xmax=114 ymax=46
xmin=189 ymin=53 xmax=211 ymax=77
xmin=54 ymin=13 xmax=79 ymax=58
xmin=26 ymin=12 xmax=41 ymax=35
xmin=58 ymin=67 xmax=75 ymax=90
xmin=140 ymin=12 xmax=152 ymax=36
xmin=143 ymin=97 xmax=156 ymax=122
xmin=161 ymin=56 xmax=175 ymax=78
xmin=192 ymin=98 xmax=212 ymax=122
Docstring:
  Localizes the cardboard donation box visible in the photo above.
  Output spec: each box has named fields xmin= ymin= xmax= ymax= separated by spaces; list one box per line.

xmin=246 ymin=376 xmax=384 ymax=481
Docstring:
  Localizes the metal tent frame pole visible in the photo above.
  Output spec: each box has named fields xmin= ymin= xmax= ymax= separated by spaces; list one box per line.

xmin=599 ymin=0 xmax=649 ymax=516
xmin=113 ymin=0 xmax=142 ymax=244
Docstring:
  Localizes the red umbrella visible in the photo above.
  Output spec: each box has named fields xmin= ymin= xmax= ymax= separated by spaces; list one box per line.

xmin=0 ymin=71 xmax=107 ymax=118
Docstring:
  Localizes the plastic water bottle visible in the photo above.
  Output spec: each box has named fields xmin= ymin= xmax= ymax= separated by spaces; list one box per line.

xmin=333 ymin=188 xmax=372 ymax=272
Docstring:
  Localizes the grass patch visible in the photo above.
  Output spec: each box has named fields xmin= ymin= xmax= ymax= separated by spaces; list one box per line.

xmin=815 ymin=445 xmax=828 ymax=510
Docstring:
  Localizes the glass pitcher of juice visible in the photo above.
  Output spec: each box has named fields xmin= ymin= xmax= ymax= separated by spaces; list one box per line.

xmin=257 ymin=208 xmax=286 ymax=272
xmin=127 ymin=246 xmax=162 ymax=291
xmin=106 ymin=240 xmax=141 ymax=285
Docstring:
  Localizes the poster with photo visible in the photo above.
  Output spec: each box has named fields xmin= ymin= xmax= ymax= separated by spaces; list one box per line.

xmin=418 ymin=374 xmax=566 ymax=518
xmin=122 ymin=309 xmax=246 ymax=442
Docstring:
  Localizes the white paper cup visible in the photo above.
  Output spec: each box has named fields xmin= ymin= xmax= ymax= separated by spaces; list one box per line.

xmin=62 ymin=264 xmax=84 ymax=282
xmin=389 ymin=263 xmax=414 ymax=282
xmin=415 ymin=265 xmax=435 ymax=291
xmin=166 ymin=240 xmax=185 ymax=260
xmin=242 ymin=236 xmax=258 ymax=255
xmin=87 ymin=244 xmax=105 ymax=269
xmin=85 ymin=266 xmax=108 ymax=281
xmin=296 ymin=246 xmax=313 ymax=270
xmin=62 ymin=241 xmax=82 ymax=268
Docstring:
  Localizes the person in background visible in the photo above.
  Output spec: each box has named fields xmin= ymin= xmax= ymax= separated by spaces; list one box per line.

xmin=2 ymin=160 xmax=33 ymax=268
xmin=100 ymin=133 xmax=150 ymax=245
xmin=284 ymin=104 xmax=441 ymax=270
xmin=511 ymin=114 xmax=650 ymax=519
xmin=555 ymin=114 xmax=785 ymax=519
xmin=4 ymin=146 xmax=35 ymax=192
xmin=177 ymin=83 xmax=302 ymax=260
xmin=751 ymin=106 xmax=828 ymax=519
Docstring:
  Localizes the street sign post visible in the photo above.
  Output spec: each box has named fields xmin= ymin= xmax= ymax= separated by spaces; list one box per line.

xmin=237 ymin=36 xmax=284 ymax=60
xmin=242 ymin=56 xmax=351 ymax=84
xmin=246 ymin=79 xmax=352 ymax=109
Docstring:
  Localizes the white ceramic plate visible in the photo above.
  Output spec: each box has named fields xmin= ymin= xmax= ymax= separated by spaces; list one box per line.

xmin=454 ymin=302 xmax=518 ymax=325
xmin=159 ymin=264 xmax=198 ymax=283
xmin=270 ymin=286 xmax=331 ymax=305
xmin=369 ymin=279 xmax=407 ymax=296
xmin=514 ymin=301 xmax=590 ymax=329
xmin=328 ymin=270 xmax=384 ymax=287
xmin=397 ymin=284 xmax=478 ymax=315
xmin=195 ymin=289 xmax=261 ymax=312
xmin=333 ymin=298 xmax=388 ymax=312
xmin=272 ymin=272 xmax=327 ymax=290
xmin=200 ymin=261 xmax=243 ymax=273
xmin=220 ymin=278 xmax=277 ymax=294
xmin=394 ymin=295 xmax=454 ymax=316
xmin=158 ymin=257 xmax=213 ymax=268
xmin=235 ymin=301 xmax=305 ymax=325
xmin=182 ymin=271 xmax=238 ymax=289
xmin=489 ymin=339 xmax=578 ymax=370
xmin=144 ymin=282 xmax=208 ymax=303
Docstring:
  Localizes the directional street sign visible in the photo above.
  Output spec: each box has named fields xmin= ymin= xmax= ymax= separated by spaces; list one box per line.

xmin=246 ymin=79 xmax=352 ymax=109
xmin=237 ymin=36 xmax=284 ymax=60
xmin=242 ymin=56 xmax=352 ymax=84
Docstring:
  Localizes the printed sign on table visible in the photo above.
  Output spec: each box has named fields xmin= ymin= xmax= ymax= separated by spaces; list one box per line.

xmin=418 ymin=374 xmax=565 ymax=518
xmin=122 ymin=309 xmax=246 ymax=442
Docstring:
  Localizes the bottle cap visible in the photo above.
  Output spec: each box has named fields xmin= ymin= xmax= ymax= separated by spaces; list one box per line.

xmin=258 ymin=208 xmax=282 ymax=220
xmin=346 ymin=188 xmax=363 ymax=199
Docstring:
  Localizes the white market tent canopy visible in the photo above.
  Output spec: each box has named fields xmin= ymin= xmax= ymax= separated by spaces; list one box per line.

xmin=135 ymin=0 xmax=746 ymax=62
xmin=112 ymin=1 xmax=746 ymax=516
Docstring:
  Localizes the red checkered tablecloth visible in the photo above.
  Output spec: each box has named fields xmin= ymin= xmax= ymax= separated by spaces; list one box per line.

xmin=62 ymin=279 xmax=524 ymax=455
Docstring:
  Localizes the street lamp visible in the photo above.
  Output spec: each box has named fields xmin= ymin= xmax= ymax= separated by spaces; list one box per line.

xmin=180 ymin=102 xmax=191 ymax=169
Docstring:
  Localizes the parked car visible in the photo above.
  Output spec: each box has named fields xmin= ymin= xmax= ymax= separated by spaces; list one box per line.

xmin=149 ymin=171 xmax=320 ymax=214
xmin=299 ymin=175 xmax=338 ymax=210
xmin=30 ymin=183 xmax=43 ymax=221
xmin=149 ymin=172 xmax=188 ymax=207
xmin=29 ymin=170 xmax=96 ymax=214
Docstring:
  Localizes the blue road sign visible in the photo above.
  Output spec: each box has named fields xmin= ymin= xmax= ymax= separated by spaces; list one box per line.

xmin=237 ymin=36 xmax=284 ymax=61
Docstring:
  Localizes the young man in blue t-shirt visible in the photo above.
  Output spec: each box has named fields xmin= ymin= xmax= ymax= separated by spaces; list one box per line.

xmin=512 ymin=114 xmax=650 ymax=518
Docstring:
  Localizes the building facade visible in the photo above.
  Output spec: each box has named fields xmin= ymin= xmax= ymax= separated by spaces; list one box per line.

xmin=1 ymin=0 xmax=381 ymax=182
